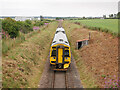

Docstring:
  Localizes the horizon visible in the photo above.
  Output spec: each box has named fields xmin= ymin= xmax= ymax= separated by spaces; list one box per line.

xmin=0 ymin=0 xmax=119 ymax=17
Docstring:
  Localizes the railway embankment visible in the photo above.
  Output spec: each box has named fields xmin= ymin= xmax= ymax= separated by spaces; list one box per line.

xmin=2 ymin=22 xmax=58 ymax=88
xmin=63 ymin=20 xmax=118 ymax=88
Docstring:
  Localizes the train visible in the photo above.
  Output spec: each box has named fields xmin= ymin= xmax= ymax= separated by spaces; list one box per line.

xmin=50 ymin=27 xmax=71 ymax=71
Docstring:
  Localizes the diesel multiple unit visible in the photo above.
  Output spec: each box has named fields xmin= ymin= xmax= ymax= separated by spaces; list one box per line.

xmin=50 ymin=27 xmax=71 ymax=70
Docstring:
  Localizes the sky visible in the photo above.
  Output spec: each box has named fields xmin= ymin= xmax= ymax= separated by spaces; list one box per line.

xmin=0 ymin=0 xmax=119 ymax=17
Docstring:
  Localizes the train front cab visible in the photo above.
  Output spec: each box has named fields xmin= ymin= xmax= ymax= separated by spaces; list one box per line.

xmin=50 ymin=44 xmax=71 ymax=71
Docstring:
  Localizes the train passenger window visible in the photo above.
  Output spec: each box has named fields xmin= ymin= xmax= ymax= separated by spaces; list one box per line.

xmin=65 ymin=41 xmax=68 ymax=44
xmin=65 ymin=47 xmax=69 ymax=49
xmin=52 ymin=41 xmax=56 ymax=43
xmin=64 ymin=50 xmax=69 ymax=57
xmin=62 ymin=31 xmax=65 ymax=34
xmin=56 ymin=31 xmax=59 ymax=34
xmin=59 ymin=39 xmax=63 ymax=42
xmin=51 ymin=50 xmax=56 ymax=56
xmin=52 ymin=47 xmax=56 ymax=49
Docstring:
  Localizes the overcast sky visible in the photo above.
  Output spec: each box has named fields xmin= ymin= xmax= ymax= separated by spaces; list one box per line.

xmin=0 ymin=0 xmax=119 ymax=17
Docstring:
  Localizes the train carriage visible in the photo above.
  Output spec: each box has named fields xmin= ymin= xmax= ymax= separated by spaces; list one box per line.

xmin=50 ymin=27 xmax=71 ymax=71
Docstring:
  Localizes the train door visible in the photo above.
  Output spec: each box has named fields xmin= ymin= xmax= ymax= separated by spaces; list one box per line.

xmin=58 ymin=48 xmax=63 ymax=63
xmin=56 ymin=46 xmax=64 ymax=69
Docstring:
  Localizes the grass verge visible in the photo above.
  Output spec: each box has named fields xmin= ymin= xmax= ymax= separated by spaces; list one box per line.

xmin=2 ymin=21 xmax=58 ymax=88
xmin=63 ymin=20 xmax=98 ymax=88
xmin=2 ymin=25 xmax=47 ymax=54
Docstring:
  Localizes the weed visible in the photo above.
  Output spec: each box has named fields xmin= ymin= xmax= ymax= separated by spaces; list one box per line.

xmin=101 ymin=75 xmax=106 ymax=78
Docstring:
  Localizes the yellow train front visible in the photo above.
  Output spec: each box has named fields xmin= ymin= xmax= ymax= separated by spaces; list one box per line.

xmin=50 ymin=27 xmax=71 ymax=71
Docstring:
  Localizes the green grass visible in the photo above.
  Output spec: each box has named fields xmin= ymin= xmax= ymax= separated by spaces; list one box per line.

xmin=2 ymin=21 xmax=58 ymax=88
xmin=2 ymin=27 xmax=44 ymax=54
xmin=72 ymin=19 xmax=119 ymax=35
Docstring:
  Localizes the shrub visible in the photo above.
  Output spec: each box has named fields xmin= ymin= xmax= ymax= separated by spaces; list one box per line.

xmin=2 ymin=18 xmax=19 ymax=38
xmin=34 ymin=21 xmax=44 ymax=26
xmin=19 ymin=20 xmax=33 ymax=34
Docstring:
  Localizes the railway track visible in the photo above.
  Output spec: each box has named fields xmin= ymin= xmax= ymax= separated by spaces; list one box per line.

xmin=39 ymin=55 xmax=83 ymax=88
xmin=52 ymin=71 xmax=68 ymax=89
xmin=39 ymin=21 xmax=83 ymax=89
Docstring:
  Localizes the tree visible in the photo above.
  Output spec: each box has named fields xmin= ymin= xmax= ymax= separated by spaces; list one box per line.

xmin=109 ymin=14 xmax=114 ymax=18
xmin=40 ymin=15 xmax=44 ymax=21
xmin=114 ymin=14 xmax=117 ymax=18
xmin=83 ymin=16 xmax=86 ymax=19
xmin=21 ymin=20 xmax=33 ymax=34
xmin=16 ymin=20 xmax=33 ymax=34
xmin=117 ymin=12 xmax=120 ymax=19
xmin=34 ymin=21 xmax=44 ymax=26
xmin=2 ymin=18 xmax=19 ymax=38
xmin=56 ymin=17 xmax=61 ymax=20
xmin=103 ymin=15 xmax=106 ymax=19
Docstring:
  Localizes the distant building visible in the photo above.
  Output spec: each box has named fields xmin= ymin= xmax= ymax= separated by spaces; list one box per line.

xmin=15 ymin=16 xmax=28 ymax=21
xmin=15 ymin=16 xmax=37 ymax=21
xmin=33 ymin=17 xmax=40 ymax=20
xmin=100 ymin=17 xmax=104 ymax=19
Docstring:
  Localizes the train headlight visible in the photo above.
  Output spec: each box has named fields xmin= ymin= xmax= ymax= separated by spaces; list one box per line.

xmin=66 ymin=57 xmax=68 ymax=59
xmin=53 ymin=57 xmax=55 ymax=59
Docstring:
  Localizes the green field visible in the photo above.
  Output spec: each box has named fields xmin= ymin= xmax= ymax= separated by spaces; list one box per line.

xmin=72 ymin=19 xmax=119 ymax=34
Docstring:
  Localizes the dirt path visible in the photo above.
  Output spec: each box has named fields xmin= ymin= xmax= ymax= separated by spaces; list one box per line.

xmin=38 ymin=55 xmax=83 ymax=88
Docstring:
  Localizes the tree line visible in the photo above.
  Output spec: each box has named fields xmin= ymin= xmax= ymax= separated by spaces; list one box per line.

xmin=103 ymin=12 xmax=120 ymax=19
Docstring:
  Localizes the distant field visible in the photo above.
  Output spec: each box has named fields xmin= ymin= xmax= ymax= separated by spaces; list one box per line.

xmin=72 ymin=19 xmax=118 ymax=34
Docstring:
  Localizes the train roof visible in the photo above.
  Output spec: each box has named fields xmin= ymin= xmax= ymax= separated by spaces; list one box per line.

xmin=56 ymin=27 xmax=65 ymax=31
xmin=51 ymin=27 xmax=70 ymax=47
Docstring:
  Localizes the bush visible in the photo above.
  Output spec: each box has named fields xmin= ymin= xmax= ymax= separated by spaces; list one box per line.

xmin=34 ymin=21 xmax=44 ymax=26
xmin=2 ymin=18 xmax=19 ymax=38
xmin=18 ymin=20 xmax=33 ymax=34
xmin=2 ymin=32 xmax=26 ymax=54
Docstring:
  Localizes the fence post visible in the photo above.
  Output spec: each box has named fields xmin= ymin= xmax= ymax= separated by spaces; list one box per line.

xmin=89 ymin=32 xmax=91 ymax=40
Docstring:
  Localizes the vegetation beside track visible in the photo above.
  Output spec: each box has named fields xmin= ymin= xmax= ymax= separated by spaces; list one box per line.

xmin=2 ymin=18 xmax=52 ymax=54
xmin=2 ymin=22 xmax=58 ymax=88
xmin=72 ymin=19 xmax=119 ymax=36
xmin=2 ymin=25 xmax=47 ymax=54
xmin=63 ymin=20 xmax=118 ymax=88
xmin=63 ymin=20 xmax=98 ymax=88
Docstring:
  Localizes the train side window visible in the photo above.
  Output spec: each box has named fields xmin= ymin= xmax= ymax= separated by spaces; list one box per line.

xmin=65 ymin=41 xmax=68 ymax=44
xmin=51 ymin=50 xmax=56 ymax=56
xmin=62 ymin=31 xmax=65 ymax=34
xmin=52 ymin=41 xmax=56 ymax=43
xmin=56 ymin=31 xmax=59 ymax=34
xmin=64 ymin=50 xmax=69 ymax=57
